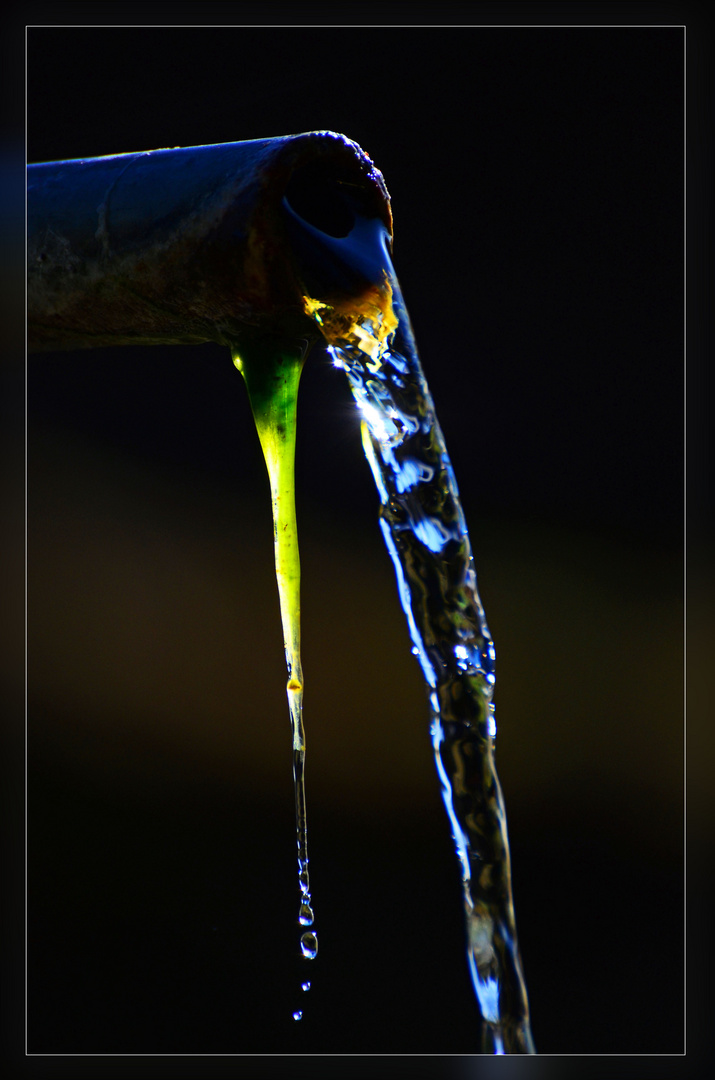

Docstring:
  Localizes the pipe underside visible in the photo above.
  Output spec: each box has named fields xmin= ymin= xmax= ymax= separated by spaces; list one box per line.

xmin=27 ymin=132 xmax=393 ymax=352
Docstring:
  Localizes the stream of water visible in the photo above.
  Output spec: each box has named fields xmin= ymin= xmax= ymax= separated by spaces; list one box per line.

xmin=301 ymin=228 xmax=534 ymax=1054
xmin=233 ymin=210 xmax=533 ymax=1052
xmin=231 ymin=337 xmax=318 ymax=1015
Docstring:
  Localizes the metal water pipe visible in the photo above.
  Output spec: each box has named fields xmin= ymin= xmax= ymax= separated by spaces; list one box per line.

xmin=27 ymin=131 xmax=393 ymax=353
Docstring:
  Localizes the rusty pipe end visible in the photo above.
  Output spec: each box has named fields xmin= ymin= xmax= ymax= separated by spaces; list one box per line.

xmin=27 ymin=131 xmax=393 ymax=353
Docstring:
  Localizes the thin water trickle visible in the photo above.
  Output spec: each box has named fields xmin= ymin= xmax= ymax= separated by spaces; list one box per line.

xmin=301 ymin=231 xmax=534 ymax=1053
xmin=232 ymin=339 xmax=318 ymax=1017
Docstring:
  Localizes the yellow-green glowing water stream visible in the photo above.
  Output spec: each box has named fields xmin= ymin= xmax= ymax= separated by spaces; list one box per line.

xmin=232 ymin=337 xmax=317 ymax=1008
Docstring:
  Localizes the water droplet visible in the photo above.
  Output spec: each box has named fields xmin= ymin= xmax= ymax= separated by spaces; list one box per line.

xmin=298 ymin=902 xmax=314 ymax=926
xmin=292 ymin=1010 xmax=303 ymax=1021
xmin=300 ymin=931 xmax=318 ymax=959
xmin=301 ymin=981 xmax=311 ymax=992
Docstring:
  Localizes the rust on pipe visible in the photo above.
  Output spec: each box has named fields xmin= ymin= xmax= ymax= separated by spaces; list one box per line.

xmin=27 ymin=131 xmax=393 ymax=353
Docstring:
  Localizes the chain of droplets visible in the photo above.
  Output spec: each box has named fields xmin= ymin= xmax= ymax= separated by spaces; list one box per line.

xmin=295 ymin=741 xmax=318 ymax=959
xmin=322 ymin=279 xmax=534 ymax=1054
xmin=293 ymin=739 xmax=316 ymax=1018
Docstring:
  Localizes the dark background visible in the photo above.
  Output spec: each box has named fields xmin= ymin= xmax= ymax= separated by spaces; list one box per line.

xmin=24 ymin=16 xmax=686 ymax=1065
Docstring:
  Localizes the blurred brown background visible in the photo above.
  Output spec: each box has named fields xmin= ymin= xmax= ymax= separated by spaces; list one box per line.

xmin=24 ymin=22 xmax=685 ymax=1056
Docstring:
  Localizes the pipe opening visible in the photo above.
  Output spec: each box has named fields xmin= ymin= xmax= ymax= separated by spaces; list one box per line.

xmin=283 ymin=160 xmax=375 ymax=238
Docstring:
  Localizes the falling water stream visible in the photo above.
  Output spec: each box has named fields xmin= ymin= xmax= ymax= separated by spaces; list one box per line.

xmin=232 ymin=205 xmax=533 ymax=1053
xmin=231 ymin=338 xmax=318 ymax=982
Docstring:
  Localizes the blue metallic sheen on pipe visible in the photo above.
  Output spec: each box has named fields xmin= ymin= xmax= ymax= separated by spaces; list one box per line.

xmin=27 ymin=132 xmax=392 ymax=352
